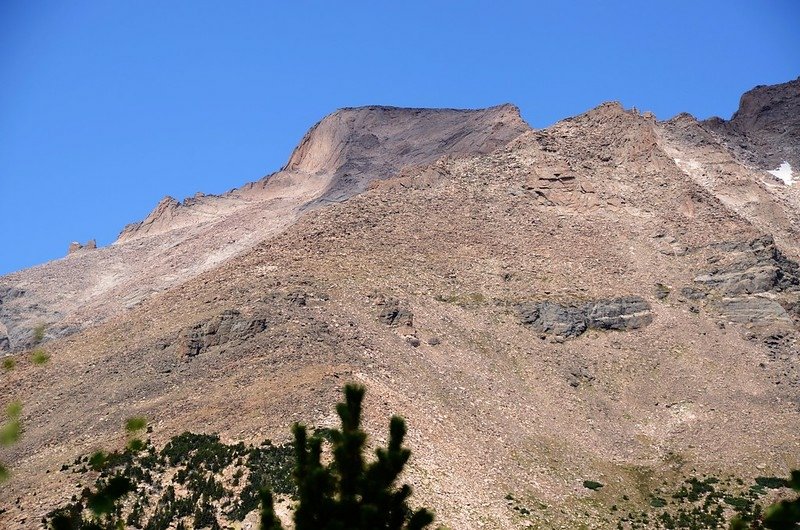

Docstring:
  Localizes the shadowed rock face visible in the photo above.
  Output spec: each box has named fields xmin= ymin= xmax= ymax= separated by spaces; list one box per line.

xmin=518 ymin=296 xmax=653 ymax=339
xmin=0 ymin=322 xmax=9 ymax=351
xmin=283 ymin=104 xmax=530 ymax=201
xmin=703 ymin=77 xmax=800 ymax=171
xmin=179 ymin=309 xmax=269 ymax=358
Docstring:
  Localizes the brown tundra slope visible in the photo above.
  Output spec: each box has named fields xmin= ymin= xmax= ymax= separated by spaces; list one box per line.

xmin=1 ymin=79 xmax=800 ymax=529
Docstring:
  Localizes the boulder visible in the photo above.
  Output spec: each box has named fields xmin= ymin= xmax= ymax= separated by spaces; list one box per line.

xmin=376 ymin=298 xmax=413 ymax=328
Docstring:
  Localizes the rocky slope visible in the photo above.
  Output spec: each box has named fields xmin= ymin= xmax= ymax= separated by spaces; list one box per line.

xmin=0 ymin=105 xmax=527 ymax=354
xmin=1 ymin=80 xmax=799 ymax=529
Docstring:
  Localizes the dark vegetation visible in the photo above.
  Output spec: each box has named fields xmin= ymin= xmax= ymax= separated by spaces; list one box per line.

xmin=759 ymin=471 xmax=800 ymax=530
xmin=45 ymin=432 xmax=297 ymax=529
xmin=43 ymin=385 xmax=434 ymax=529
xmin=259 ymin=384 xmax=434 ymax=530
xmin=27 ymin=382 xmax=800 ymax=530
xmin=598 ymin=474 xmax=798 ymax=529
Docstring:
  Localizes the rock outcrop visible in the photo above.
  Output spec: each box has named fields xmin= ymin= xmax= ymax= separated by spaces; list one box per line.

xmin=693 ymin=236 xmax=800 ymax=327
xmin=376 ymin=297 xmax=414 ymax=328
xmin=713 ymin=297 xmax=792 ymax=325
xmin=518 ymin=296 xmax=653 ymax=339
xmin=67 ymin=239 xmax=97 ymax=255
xmin=179 ymin=309 xmax=268 ymax=358
xmin=117 ymin=196 xmax=182 ymax=242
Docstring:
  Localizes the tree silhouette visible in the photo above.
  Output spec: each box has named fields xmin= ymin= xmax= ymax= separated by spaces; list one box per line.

xmin=261 ymin=384 xmax=434 ymax=530
xmin=763 ymin=470 xmax=800 ymax=530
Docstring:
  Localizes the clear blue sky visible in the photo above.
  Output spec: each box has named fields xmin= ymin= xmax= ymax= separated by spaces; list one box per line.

xmin=1 ymin=1 xmax=799 ymax=274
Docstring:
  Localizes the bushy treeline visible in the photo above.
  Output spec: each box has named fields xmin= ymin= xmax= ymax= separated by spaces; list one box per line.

xmin=30 ymin=385 xmax=800 ymax=530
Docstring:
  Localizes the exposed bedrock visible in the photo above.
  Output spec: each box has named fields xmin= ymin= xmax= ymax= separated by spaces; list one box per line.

xmin=692 ymin=236 xmax=800 ymax=327
xmin=517 ymin=296 xmax=653 ymax=339
xmin=179 ymin=309 xmax=268 ymax=358
xmin=695 ymin=236 xmax=800 ymax=297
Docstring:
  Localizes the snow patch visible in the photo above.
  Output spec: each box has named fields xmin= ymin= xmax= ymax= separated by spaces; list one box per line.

xmin=767 ymin=161 xmax=795 ymax=185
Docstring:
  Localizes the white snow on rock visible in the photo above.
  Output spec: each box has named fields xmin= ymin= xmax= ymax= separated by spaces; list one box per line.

xmin=767 ymin=161 xmax=795 ymax=185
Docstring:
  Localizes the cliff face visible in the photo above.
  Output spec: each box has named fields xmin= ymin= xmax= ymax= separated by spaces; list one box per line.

xmin=703 ymin=76 xmax=800 ymax=172
xmin=2 ymin=81 xmax=800 ymax=530
xmin=283 ymin=104 xmax=528 ymax=200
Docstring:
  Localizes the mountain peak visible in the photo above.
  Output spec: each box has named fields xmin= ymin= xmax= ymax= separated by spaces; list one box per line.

xmin=282 ymin=103 xmax=529 ymax=200
xmin=703 ymin=76 xmax=800 ymax=170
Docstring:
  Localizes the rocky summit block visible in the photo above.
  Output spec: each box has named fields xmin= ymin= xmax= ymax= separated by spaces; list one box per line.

xmin=703 ymin=76 xmax=800 ymax=171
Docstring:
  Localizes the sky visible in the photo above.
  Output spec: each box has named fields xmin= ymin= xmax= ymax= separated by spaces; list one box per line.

xmin=1 ymin=1 xmax=799 ymax=275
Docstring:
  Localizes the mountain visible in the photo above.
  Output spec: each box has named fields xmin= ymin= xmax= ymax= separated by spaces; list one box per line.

xmin=1 ymin=80 xmax=799 ymax=529
xmin=0 ymin=104 xmax=527 ymax=354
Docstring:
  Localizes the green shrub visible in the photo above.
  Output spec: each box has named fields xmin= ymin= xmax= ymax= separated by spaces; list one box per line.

xmin=6 ymin=400 xmax=22 ymax=418
xmin=125 ymin=416 xmax=147 ymax=434
xmin=127 ymin=438 xmax=146 ymax=452
xmin=650 ymin=497 xmax=667 ymax=508
xmin=0 ymin=415 xmax=21 ymax=446
xmin=88 ymin=451 xmax=107 ymax=471
xmin=31 ymin=348 xmax=50 ymax=365
xmin=2 ymin=357 xmax=15 ymax=371
xmin=0 ymin=401 xmax=22 ymax=446
xmin=583 ymin=480 xmax=604 ymax=491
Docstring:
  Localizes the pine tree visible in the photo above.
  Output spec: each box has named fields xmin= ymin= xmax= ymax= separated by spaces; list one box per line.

xmin=763 ymin=470 xmax=800 ymax=530
xmin=260 ymin=384 xmax=434 ymax=530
